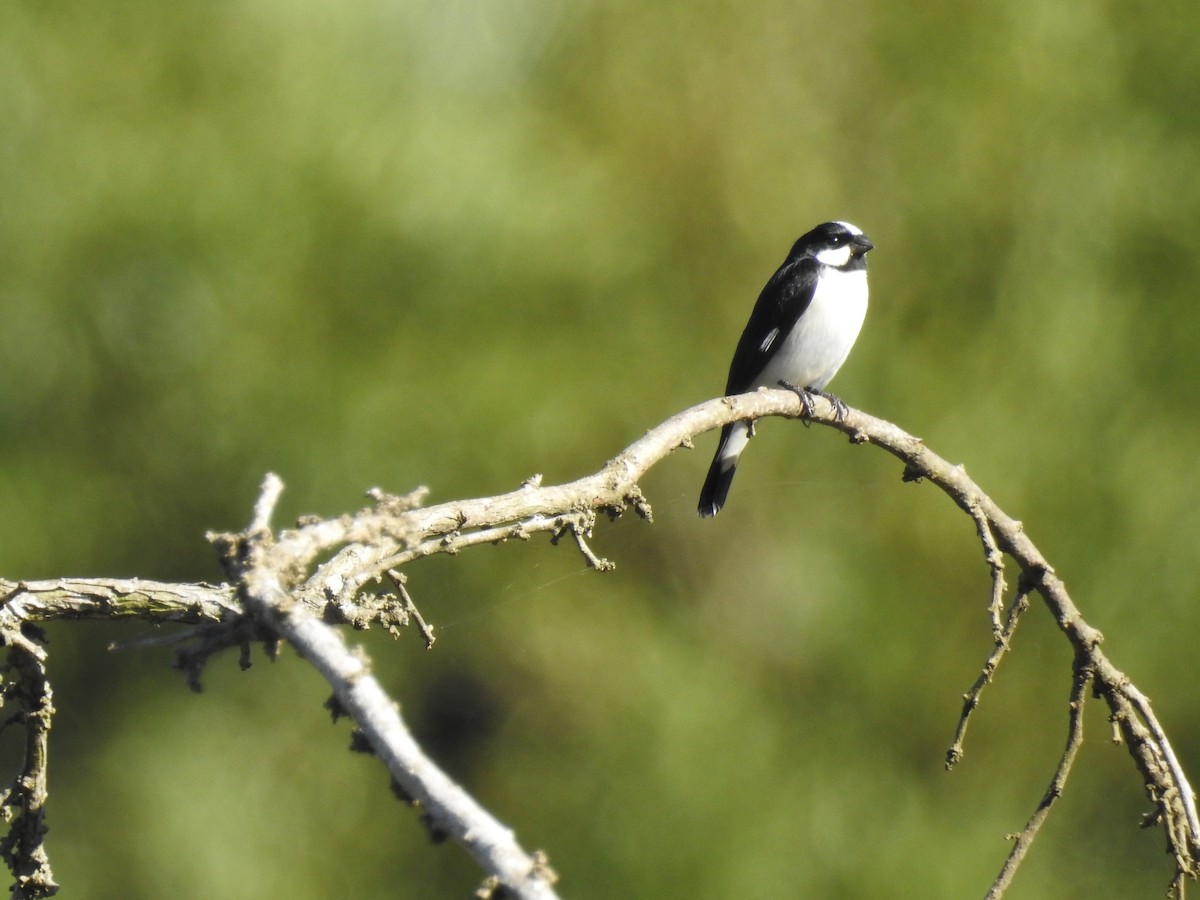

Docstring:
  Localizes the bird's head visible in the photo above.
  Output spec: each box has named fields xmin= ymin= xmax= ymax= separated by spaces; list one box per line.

xmin=796 ymin=221 xmax=875 ymax=269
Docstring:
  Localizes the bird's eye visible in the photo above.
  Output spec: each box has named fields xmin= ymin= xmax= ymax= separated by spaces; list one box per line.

xmin=828 ymin=234 xmax=846 ymax=247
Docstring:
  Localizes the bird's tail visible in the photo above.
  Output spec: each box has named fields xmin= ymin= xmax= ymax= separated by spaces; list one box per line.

xmin=698 ymin=421 xmax=751 ymax=518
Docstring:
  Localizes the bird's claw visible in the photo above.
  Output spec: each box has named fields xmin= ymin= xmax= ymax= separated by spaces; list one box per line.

xmin=777 ymin=381 xmax=849 ymax=423
xmin=820 ymin=389 xmax=850 ymax=423
xmin=778 ymin=380 xmax=816 ymax=425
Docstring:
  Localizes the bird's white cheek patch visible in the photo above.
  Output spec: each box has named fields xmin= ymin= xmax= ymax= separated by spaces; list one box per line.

xmin=814 ymin=245 xmax=853 ymax=267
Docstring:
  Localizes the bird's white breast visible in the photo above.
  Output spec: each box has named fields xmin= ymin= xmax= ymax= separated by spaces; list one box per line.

xmin=755 ymin=267 xmax=868 ymax=392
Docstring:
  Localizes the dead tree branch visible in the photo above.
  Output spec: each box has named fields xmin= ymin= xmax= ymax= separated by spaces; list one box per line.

xmin=0 ymin=390 xmax=1196 ymax=897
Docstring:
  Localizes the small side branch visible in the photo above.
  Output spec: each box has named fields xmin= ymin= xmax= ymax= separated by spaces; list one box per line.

xmin=232 ymin=476 xmax=561 ymax=900
xmin=550 ymin=513 xmax=616 ymax=572
xmin=1123 ymin=685 xmax=1200 ymax=852
xmin=387 ymin=571 xmax=436 ymax=649
xmin=985 ymin=652 xmax=1092 ymax=899
xmin=967 ymin=500 xmax=1008 ymax=638
xmin=0 ymin=628 xmax=59 ymax=899
xmin=946 ymin=576 xmax=1033 ymax=770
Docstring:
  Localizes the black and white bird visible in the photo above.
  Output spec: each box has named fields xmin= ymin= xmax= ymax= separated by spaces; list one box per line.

xmin=698 ymin=220 xmax=874 ymax=518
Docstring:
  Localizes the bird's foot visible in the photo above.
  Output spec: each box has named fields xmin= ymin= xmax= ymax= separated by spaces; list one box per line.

xmin=815 ymin=388 xmax=850 ymax=422
xmin=777 ymin=381 xmax=849 ymax=423
xmin=778 ymin=380 xmax=817 ymax=425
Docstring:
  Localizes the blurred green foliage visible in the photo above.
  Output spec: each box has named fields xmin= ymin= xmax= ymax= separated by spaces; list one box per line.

xmin=2 ymin=1 xmax=1200 ymax=897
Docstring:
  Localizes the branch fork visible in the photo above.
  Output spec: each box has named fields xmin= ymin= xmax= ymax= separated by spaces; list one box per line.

xmin=0 ymin=391 xmax=1195 ymax=898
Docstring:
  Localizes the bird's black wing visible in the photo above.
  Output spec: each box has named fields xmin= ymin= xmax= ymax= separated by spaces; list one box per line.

xmin=723 ymin=255 xmax=819 ymax=394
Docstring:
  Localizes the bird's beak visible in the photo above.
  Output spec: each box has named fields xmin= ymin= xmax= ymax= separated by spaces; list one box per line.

xmin=851 ymin=234 xmax=875 ymax=256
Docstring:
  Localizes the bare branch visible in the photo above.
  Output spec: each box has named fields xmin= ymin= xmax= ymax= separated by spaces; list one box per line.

xmin=0 ymin=627 xmax=58 ymax=898
xmin=386 ymin=570 xmax=436 ymax=649
xmin=230 ymin=477 xmax=561 ymax=900
xmin=1124 ymin=684 xmax=1200 ymax=867
xmin=967 ymin=500 xmax=1008 ymax=638
xmin=249 ymin=472 xmax=285 ymax=534
xmin=986 ymin=651 xmax=1093 ymax=899
xmin=246 ymin=390 xmax=1197 ymax=893
xmin=795 ymin=396 xmax=1199 ymax=888
xmin=0 ymin=391 xmax=1196 ymax=895
xmin=946 ymin=576 xmax=1033 ymax=770
xmin=0 ymin=579 xmax=239 ymax=627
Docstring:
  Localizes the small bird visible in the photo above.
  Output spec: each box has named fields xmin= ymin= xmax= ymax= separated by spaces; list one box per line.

xmin=698 ymin=220 xmax=874 ymax=517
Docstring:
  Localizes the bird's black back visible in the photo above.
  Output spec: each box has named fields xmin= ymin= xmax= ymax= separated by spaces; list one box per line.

xmin=723 ymin=254 xmax=819 ymax=394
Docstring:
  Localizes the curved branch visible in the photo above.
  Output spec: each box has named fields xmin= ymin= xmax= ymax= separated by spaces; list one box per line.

xmin=255 ymin=389 xmax=1197 ymax=893
xmin=1 ymin=391 xmax=1196 ymax=896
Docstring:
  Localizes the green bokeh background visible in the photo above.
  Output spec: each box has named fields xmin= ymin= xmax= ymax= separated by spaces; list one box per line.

xmin=3 ymin=2 xmax=1200 ymax=897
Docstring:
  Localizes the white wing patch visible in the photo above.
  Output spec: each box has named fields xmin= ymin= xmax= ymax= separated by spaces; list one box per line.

xmin=759 ymin=327 xmax=780 ymax=354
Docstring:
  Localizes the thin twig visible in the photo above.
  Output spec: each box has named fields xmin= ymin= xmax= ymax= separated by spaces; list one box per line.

xmin=985 ymin=651 xmax=1092 ymax=899
xmin=1124 ymin=684 xmax=1200 ymax=858
xmin=549 ymin=512 xmax=615 ymax=572
xmin=946 ymin=577 xmax=1033 ymax=769
xmin=250 ymin=472 xmax=284 ymax=534
xmin=0 ymin=627 xmax=58 ymax=898
xmin=967 ymin=500 xmax=1008 ymax=638
xmin=387 ymin=570 xmax=436 ymax=649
